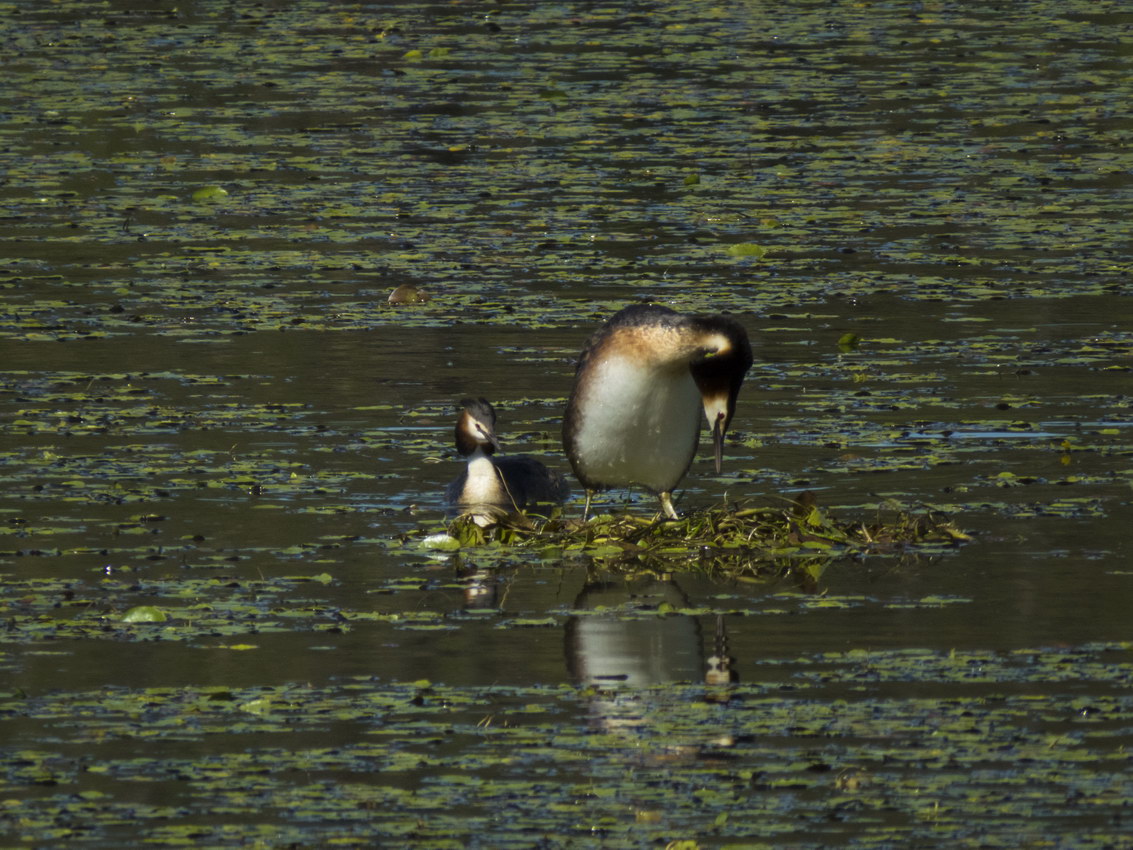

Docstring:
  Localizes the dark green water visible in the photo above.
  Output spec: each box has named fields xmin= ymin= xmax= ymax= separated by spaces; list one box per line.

xmin=2 ymin=1 xmax=1131 ymax=847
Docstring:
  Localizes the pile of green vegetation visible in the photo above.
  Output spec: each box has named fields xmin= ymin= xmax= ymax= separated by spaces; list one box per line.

xmin=431 ymin=494 xmax=970 ymax=579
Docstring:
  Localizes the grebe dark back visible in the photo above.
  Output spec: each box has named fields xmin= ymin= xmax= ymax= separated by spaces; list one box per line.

xmin=562 ymin=305 xmax=752 ymax=518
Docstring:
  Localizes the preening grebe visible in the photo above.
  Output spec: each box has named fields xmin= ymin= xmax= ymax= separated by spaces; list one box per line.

xmin=562 ymin=305 xmax=752 ymax=518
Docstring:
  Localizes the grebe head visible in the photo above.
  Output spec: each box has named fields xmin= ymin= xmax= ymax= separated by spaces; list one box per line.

xmin=688 ymin=314 xmax=754 ymax=472
xmin=454 ymin=397 xmax=500 ymax=457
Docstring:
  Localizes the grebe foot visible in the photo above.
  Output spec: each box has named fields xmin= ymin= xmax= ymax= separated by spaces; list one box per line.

xmin=581 ymin=489 xmax=595 ymax=521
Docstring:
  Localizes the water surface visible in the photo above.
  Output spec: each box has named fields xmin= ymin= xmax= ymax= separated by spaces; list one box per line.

xmin=2 ymin=1 xmax=1131 ymax=847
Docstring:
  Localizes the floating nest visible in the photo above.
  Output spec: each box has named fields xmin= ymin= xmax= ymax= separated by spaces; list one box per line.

xmin=433 ymin=492 xmax=970 ymax=580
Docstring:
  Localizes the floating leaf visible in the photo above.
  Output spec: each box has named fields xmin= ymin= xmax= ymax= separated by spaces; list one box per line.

xmin=190 ymin=185 xmax=229 ymax=203
xmin=120 ymin=606 xmax=167 ymax=623
xmin=724 ymin=243 xmax=767 ymax=258
xmin=421 ymin=533 xmax=461 ymax=551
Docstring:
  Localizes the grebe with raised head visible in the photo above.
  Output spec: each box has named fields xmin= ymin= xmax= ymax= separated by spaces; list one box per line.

xmin=446 ymin=397 xmax=569 ymax=522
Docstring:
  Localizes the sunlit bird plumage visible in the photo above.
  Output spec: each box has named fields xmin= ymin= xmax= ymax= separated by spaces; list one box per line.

xmin=562 ymin=304 xmax=753 ymax=519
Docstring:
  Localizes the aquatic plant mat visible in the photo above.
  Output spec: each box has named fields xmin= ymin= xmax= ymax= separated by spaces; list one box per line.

xmin=3 ymin=644 xmax=1130 ymax=848
xmin=437 ymin=499 xmax=971 ymax=577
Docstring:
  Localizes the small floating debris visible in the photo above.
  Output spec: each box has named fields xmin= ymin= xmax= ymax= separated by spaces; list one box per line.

xmin=388 ymin=284 xmax=431 ymax=305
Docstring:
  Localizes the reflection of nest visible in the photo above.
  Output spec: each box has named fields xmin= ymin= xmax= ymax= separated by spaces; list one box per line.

xmin=445 ymin=493 xmax=970 ymax=579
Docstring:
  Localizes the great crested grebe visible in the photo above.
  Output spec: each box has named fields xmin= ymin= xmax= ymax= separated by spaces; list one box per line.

xmin=562 ymin=304 xmax=752 ymax=519
xmin=446 ymin=397 xmax=569 ymax=521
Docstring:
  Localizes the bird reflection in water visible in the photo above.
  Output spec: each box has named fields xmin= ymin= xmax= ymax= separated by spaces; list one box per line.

xmin=705 ymin=615 xmax=737 ymax=687
xmin=454 ymin=559 xmax=503 ymax=610
xmin=565 ymin=576 xmax=740 ymax=738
